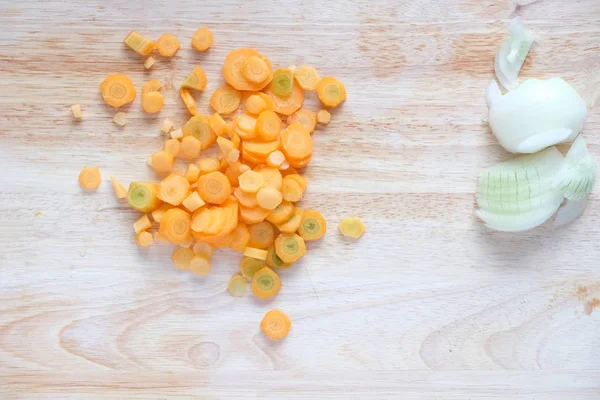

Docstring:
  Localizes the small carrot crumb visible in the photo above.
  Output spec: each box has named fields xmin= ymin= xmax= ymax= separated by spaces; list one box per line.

xmin=144 ymin=56 xmax=156 ymax=69
xmin=109 ymin=174 xmax=127 ymax=199
xmin=161 ymin=118 xmax=174 ymax=134
xmin=317 ymin=109 xmax=331 ymax=125
xmin=71 ymin=104 xmax=82 ymax=119
xmin=35 ymin=211 xmax=42 ymax=217
xmin=170 ymin=127 xmax=183 ymax=139
xmin=136 ymin=231 xmax=154 ymax=247
xmin=113 ymin=112 xmax=127 ymax=126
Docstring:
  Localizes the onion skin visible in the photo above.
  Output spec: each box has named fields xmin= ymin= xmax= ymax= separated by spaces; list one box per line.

xmin=488 ymin=78 xmax=587 ymax=154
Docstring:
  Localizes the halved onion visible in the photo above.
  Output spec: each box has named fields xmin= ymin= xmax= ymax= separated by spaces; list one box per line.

xmin=554 ymin=199 xmax=587 ymax=227
xmin=475 ymin=147 xmax=565 ymax=232
xmin=488 ymin=78 xmax=588 ymax=154
xmin=494 ymin=17 xmax=533 ymax=91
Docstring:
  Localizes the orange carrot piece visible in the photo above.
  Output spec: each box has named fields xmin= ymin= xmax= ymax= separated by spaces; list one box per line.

xmin=256 ymin=166 xmax=283 ymax=190
xmin=180 ymin=88 xmax=199 ymax=116
xmin=225 ymin=162 xmax=251 ymax=186
xmin=248 ymin=221 xmax=276 ymax=249
xmin=234 ymin=187 xmax=258 ymax=208
xmin=261 ymin=310 xmax=291 ymax=339
xmin=109 ymin=175 xmax=127 ymax=199
xmin=264 ymin=81 xmax=304 ymax=116
xmin=197 ymin=171 xmax=232 ymax=205
xmin=256 ymin=187 xmax=283 ymax=210
xmin=134 ymin=214 xmax=152 ymax=234
xmin=128 ymin=182 xmax=163 ymax=212
xmin=238 ymin=170 xmax=264 ymax=193
xmin=274 ymin=233 xmax=306 ymax=263
xmin=180 ymin=136 xmax=202 ymax=159
xmin=282 ymin=175 xmax=305 ymax=202
xmin=183 ymin=115 xmax=217 ymax=150
xmin=142 ymin=78 xmax=162 ymax=94
xmin=241 ymin=56 xmax=271 ymax=84
xmin=209 ymin=113 xmax=231 ymax=137
xmin=288 ymin=109 xmax=316 ymax=134
xmin=230 ymin=223 xmax=251 ymax=251
xmin=317 ymin=109 xmax=331 ymax=124
xmin=266 ymin=150 xmax=286 ymax=168
xmin=297 ymin=210 xmax=326 ymax=240
xmin=136 ymin=231 xmax=154 ymax=247
xmin=79 ymin=167 xmax=101 ymax=189
xmin=185 ymin=163 xmax=201 ymax=183
xmin=191 ymin=28 xmax=214 ymax=52
xmin=164 ymin=139 xmax=181 ymax=157
xmin=160 ymin=174 xmax=190 ymax=206
xmin=159 ymin=208 xmax=192 ymax=244
xmin=172 ymin=247 xmax=194 ymax=270
xmin=266 ymin=200 xmax=294 ymax=225
xmin=190 ymin=255 xmax=211 ymax=276
xmin=251 ymin=267 xmax=281 ymax=299
xmin=255 ymin=110 xmax=282 ymax=141
xmin=294 ymin=65 xmax=320 ymax=91
xmin=222 ymin=48 xmax=273 ymax=91
xmin=276 ymin=207 xmax=303 ymax=233
xmin=156 ymin=33 xmax=180 ymax=57
xmin=100 ymin=74 xmax=136 ymax=107
xmin=124 ymin=31 xmax=156 ymax=55
xmin=210 ymin=85 xmax=242 ymax=115
xmin=245 ymin=94 xmax=267 ymax=115
xmin=239 ymin=205 xmax=270 ymax=224
xmin=316 ymin=77 xmax=346 ymax=108
xmin=142 ymin=91 xmax=164 ymax=113
xmin=281 ymin=124 xmax=313 ymax=161
xmin=181 ymin=66 xmax=207 ymax=92
xmin=197 ymin=157 xmax=221 ymax=174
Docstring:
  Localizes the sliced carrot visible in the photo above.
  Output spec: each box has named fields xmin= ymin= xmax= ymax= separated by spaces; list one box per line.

xmin=270 ymin=68 xmax=294 ymax=97
xmin=183 ymin=191 xmax=206 ymax=212
xmin=181 ymin=66 xmax=207 ymax=92
xmin=191 ymin=208 xmax=211 ymax=232
xmin=144 ymin=56 xmax=156 ymax=70
xmin=266 ymin=245 xmax=292 ymax=269
xmin=276 ymin=207 xmax=303 ymax=233
xmin=275 ymin=233 xmax=306 ymax=263
xmin=266 ymin=150 xmax=286 ymax=168
xmin=191 ymin=27 xmax=214 ymax=52
xmin=156 ymin=33 xmax=180 ymax=57
xmin=178 ymin=236 xmax=194 ymax=249
xmin=266 ymin=200 xmax=294 ymax=225
xmin=241 ymin=56 xmax=271 ymax=83
xmin=256 ymin=187 xmax=283 ymax=210
xmin=248 ymin=221 xmax=275 ymax=249
xmin=230 ymin=131 xmax=241 ymax=149
xmin=109 ymin=175 xmax=127 ymax=199
xmin=256 ymin=166 xmax=283 ymax=190
xmin=128 ymin=182 xmax=162 ymax=212
xmin=136 ymin=231 xmax=154 ymax=247
xmin=234 ymin=114 xmax=257 ymax=140
xmin=180 ymin=136 xmax=202 ymax=159
xmin=160 ymin=174 xmax=190 ymax=206
xmin=229 ymin=223 xmax=251 ymax=251
xmin=225 ymin=162 xmax=251 ymax=186
xmin=204 ymin=208 xmax=226 ymax=235
xmin=279 ymin=160 xmax=290 ymax=171
xmin=133 ymin=214 xmax=152 ymax=234
xmin=241 ymin=149 xmax=266 ymax=166
xmin=339 ymin=217 xmax=365 ymax=239
xmin=210 ymin=113 xmax=230 ymax=137
xmin=142 ymin=78 xmax=162 ymax=94
xmin=79 ymin=167 xmax=101 ymax=189
xmin=100 ymin=74 xmax=136 ymax=107
xmin=172 ymin=247 xmax=194 ymax=270
xmin=288 ymin=155 xmax=312 ymax=169
xmin=183 ymin=115 xmax=217 ymax=150
xmin=243 ymin=140 xmax=281 ymax=160
xmin=238 ymin=170 xmax=264 ymax=193
xmin=228 ymin=149 xmax=241 ymax=163
xmin=281 ymin=124 xmax=312 ymax=161
xmin=164 ymin=139 xmax=181 ymax=157
xmin=244 ymin=247 xmax=268 ymax=260
xmin=245 ymin=94 xmax=267 ymax=115
xmin=113 ymin=112 xmax=127 ymax=126
xmin=281 ymin=166 xmax=299 ymax=177
xmin=234 ymin=187 xmax=258 ymax=208
xmin=228 ymin=274 xmax=248 ymax=297
xmin=212 ymin=232 xmax=233 ymax=248
xmin=255 ymin=110 xmax=282 ymax=141
xmin=284 ymin=174 xmax=307 ymax=190
xmin=124 ymin=31 xmax=155 ymax=55
xmin=150 ymin=150 xmax=174 ymax=172
xmin=71 ymin=104 xmax=82 ymax=119
xmin=298 ymin=210 xmax=326 ymax=240
xmin=294 ymin=65 xmax=320 ymax=91
xmin=288 ymin=109 xmax=316 ymax=134
xmin=261 ymin=310 xmax=291 ymax=339
xmin=190 ymin=255 xmax=211 ymax=276
xmin=217 ymin=137 xmax=235 ymax=158
xmin=170 ymin=127 xmax=184 ymax=139
xmin=210 ymin=85 xmax=242 ymax=114
xmin=159 ymin=208 xmax=192 ymax=244
xmin=142 ymin=91 xmax=164 ymax=113
xmin=264 ymin=81 xmax=304 ymax=116
xmin=317 ymin=109 xmax=331 ymax=124
xmin=282 ymin=175 xmax=305 ymax=202
xmin=316 ymin=77 xmax=346 ymax=108
xmin=251 ymin=267 xmax=281 ymax=299
xmin=151 ymin=203 xmax=173 ymax=223
xmin=169 ymin=168 xmax=185 ymax=177
xmin=197 ymin=157 xmax=221 ymax=174
xmin=180 ymin=88 xmax=198 ymax=115
xmin=193 ymin=242 xmax=213 ymax=258
xmin=239 ymin=257 xmax=264 ymax=279
xmin=223 ymin=48 xmax=273 ymax=91
xmin=258 ymin=92 xmax=276 ymax=111
xmin=239 ymin=205 xmax=270 ymax=224
xmin=197 ymin=171 xmax=232 ymax=205
xmin=185 ymin=163 xmax=201 ymax=183
xmin=192 ymin=201 xmax=238 ymax=243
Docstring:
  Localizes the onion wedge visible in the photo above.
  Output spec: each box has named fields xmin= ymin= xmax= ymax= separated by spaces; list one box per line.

xmin=554 ymin=199 xmax=587 ymax=227
xmin=494 ymin=17 xmax=533 ymax=91
xmin=552 ymin=135 xmax=597 ymax=201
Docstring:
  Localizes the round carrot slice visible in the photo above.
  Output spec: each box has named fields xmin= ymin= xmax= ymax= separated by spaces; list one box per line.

xmin=156 ymin=33 xmax=180 ymax=57
xmin=172 ymin=247 xmax=194 ymax=270
xmin=256 ymin=187 xmax=283 ymax=210
xmin=238 ymin=170 xmax=264 ymax=193
xmin=266 ymin=200 xmax=294 ymax=225
xmin=298 ymin=210 xmax=326 ymax=240
xmin=266 ymin=245 xmax=292 ymax=270
xmin=280 ymin=124 xmax=312 ymax=161
xmin=159 ymin=208 xmax=192 ymax=244
xmin=190 ymin=256 xmax=211 ymax=276
xmin=264 ymin=81 xmax=304 ymax=116
xmin=210 ymin=85 xmax=242 ymax=115
xmin=257 ymin=93 xmax=276 ymax=111
xmin=245 ymin=94 xmax=267 ymax=115
xmin=229 ymin=223 xmax=251 ymax=252
xmin=251 ymin=267 xmax=281 ymax=299
xmin=255 ymin=110 xmax=282 ymax=141
xmin=256 ymin=166 xmax=283 ymax=190
xmin=100 ymin=74 xmax=136 ymax=107
xmin=183 ymin=115 xmax=217 ymax=150
xmin=222 ymin=48 xmax=273 ymax=91
xmin=226 ymin=162 xmax=251 ymax=186
xmin=287 ymin=109 xmax=316 ymax=134
xmin=274 ymin=233 xmax=306 ymax=263
xmin=294 ymin=65 xmax=320 ymax=91
xmin=197 ymin=171 xmax=232 ymax=205
xmin=79 ymin=167 xmax=102 ymax=189
xmin=248 ymin=221 xmax=275 ymax=249
xmin=234 ymin=187 xmax=258 ymax=208
xmin=241 ymin=56 xmax=271 ymax=84
xmin=316 ymin=77 xmax=346 ymax=108
xmin=191 ymin=28 xmax=214 ymax=52
xmin=270 ymin=68 xmax=294 ymax=98
xmin=160 ymin=174 xmax=190 ymax=206
xmin=239 ymin=257 xmax=264 ymax=279
xmin=260 ymin=309 xmax=291 ymax=339
xmin=276 ymin=207 xmax=303 ymax=233
xmin=239 ymin=205 xmax=270 ymax=224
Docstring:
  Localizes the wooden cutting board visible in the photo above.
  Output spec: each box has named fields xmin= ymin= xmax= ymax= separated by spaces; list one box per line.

xmin=1 ymin=0 xmax=599 ymax=398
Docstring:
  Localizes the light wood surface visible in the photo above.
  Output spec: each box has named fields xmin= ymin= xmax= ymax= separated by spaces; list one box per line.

xmin=1 ymin=0 xmax=600 ymax=398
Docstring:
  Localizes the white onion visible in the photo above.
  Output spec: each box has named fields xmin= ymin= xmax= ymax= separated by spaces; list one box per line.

xmin=554 ymin=199 xmax=587 ymax=227
xmin=475 ymin=147 xmax=565 ymax=232
xmin=552 ymin=135 xmax=597 ymax=200
xmin=485 ymin=80 xmax=502 ymax=108
xmin=488 ymin=78 xmax=588 ymax=154
xmin=494 ymin=17 xmax=533 ymax=91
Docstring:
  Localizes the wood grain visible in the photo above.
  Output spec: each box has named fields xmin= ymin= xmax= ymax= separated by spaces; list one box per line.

xmin=1 ymin=0 xmax=600 ymax=398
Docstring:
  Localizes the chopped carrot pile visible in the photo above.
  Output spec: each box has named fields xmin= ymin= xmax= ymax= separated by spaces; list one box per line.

xmin=88 ymin=31 xmax=348 ymax=333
